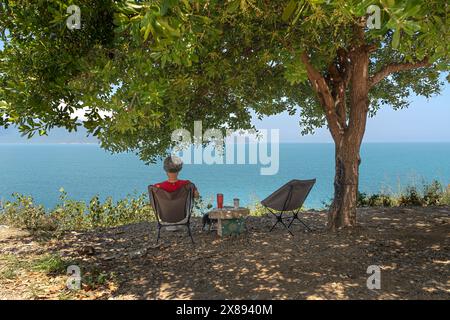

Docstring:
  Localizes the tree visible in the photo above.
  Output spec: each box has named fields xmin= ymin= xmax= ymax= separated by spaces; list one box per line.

xmin=1 ymin=0 xmax=448 ymax=229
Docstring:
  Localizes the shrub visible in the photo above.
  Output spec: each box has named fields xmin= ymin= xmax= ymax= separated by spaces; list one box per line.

xmin=0 ymin=193 xmax=57 ymax=232
xmin=368 ymin=194 xmax=395 ymax=207
xmin=398 ymin=186 xmax=423 ymax=206
xmin=192 ymin=196 xmax=214 ymax=219
xmin=422 ymin=180 xmax=443 ymax=206
xmin=249 ymin=201 xmax=269 ymax=217
xmin=357 ymin=192 xmax=395 ymax=207
xmin=439 ymin=185 xmax=450 ymax=206
xmin=51 ymin=188 xmax=89 ymax=232
xmin=358 ymin=180 xmax=448 ymax=208
xmin=0 ymin=189 xmax=155 ymax=235
xmin=357 ymin=192 xmax=369 ymax=207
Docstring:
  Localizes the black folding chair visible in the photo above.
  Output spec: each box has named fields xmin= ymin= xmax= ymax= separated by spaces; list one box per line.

xmin=261 ymin=179 xmax=316 ymax=235
xmin=148 ymin=182 xmax=196 ymax=244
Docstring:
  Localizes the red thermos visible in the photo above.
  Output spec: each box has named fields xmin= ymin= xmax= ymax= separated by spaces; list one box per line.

xmin=217 ymin=193 xmax=224 ymax=209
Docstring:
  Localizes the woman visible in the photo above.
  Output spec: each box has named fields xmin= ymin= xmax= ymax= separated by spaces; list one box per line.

xmin=154 ymin=155 xmax=199 ymax=198
xmin=154 ymin=156 xmax=199 ymax=231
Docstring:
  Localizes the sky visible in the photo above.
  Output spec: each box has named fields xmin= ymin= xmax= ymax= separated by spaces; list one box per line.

xmin=256 ymin=81 xmax=450 ymax=143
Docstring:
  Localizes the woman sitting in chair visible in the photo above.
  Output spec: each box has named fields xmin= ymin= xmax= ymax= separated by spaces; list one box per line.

xmin=154 ymin=155 xmax=199 ymax=232
xmin=155 ymin=155 xmax=199 ymax=198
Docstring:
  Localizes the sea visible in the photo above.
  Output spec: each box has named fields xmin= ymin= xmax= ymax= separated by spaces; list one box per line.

xmin=1 ymin=143 xmax=449 ymax=209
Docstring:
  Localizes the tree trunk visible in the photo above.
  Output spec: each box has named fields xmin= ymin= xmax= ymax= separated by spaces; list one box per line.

xmin=327 ymin=48 xmax=369 ymax=230
xmin=328 ymin=141 xmax=361 ymax=230
xmin=301 ymin=40 xmax=370 ymax=230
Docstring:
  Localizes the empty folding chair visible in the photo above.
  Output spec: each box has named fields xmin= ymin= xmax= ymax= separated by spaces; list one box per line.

xmin=261 ymin=179 xmax=316 ymax=235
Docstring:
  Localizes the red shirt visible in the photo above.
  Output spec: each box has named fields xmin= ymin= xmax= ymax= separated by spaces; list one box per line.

xmin=155 ymin=180 xmax=192 ymax=192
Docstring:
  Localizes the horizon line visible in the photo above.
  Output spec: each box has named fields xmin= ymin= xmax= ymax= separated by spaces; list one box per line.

xmin=0 ymin=141 xmax=450 ymax=145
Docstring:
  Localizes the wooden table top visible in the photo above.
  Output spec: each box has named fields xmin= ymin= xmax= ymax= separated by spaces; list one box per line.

xmin=208 ymin=206 xmax=250 ymax=219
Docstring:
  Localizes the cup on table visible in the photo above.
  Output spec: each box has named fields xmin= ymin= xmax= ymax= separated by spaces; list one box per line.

xmin=217 ymin=193 xmax=224 ymax=209
xmin=233 ymin=198 xmax=240 ymax=209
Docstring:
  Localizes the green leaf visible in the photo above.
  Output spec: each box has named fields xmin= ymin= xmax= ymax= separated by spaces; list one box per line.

xmin=143 ymin=23 xmax=152 ymax=41
xmin=282 ymin=0 xmax=298 ymax=22
xmin=0 ymin=100 xmax=8 ymax=109
xmin=226 ymin=0 xmax=240 ymax=14
xmin=385 ymin=0 xmax=396 ymax=7
xmin=392 ymin=28 xmax=400 ymax=49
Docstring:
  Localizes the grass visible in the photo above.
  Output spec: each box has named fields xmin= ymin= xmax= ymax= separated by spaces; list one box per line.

xmin=32 ymin=254 xmax=73 ymax=274
xmin=0 ymin=253 xmax=73 ymax=281
xmin=0 ymin=251 xmax=119 ymax=299
xmin=0 ymin=254 xmax=28 ymax=280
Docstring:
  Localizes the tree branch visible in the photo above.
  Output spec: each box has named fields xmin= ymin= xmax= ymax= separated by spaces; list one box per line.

xmin=365 ymin=43 xmax=379 ymax=53
xmin=327 ymin=61 xmax=347 ymax=128
xmin=300 ymin=52 xmax=343 ymax=141
xmin=369 ymin=58 xmax=430 ymax=88
xmin=336 ymin=48 xmax=352 ymax=86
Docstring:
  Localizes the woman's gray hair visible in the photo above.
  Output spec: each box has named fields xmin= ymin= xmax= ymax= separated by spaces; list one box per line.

xmin=163 ymin=155 xmax=183 ymax=173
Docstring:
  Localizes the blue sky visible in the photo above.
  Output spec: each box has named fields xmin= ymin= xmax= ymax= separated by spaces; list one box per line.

xmin=256 ymin=81 xmax=450 ymax=143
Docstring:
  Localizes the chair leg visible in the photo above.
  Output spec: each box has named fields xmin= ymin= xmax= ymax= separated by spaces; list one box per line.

xmin=156 ymin=224 xmax=161 ymax=244
xmin=269 ymin=214 xmax=293 ymax=236
xmin=269 ymin=216 xmax=281 ymax=232
xmin=298 ymin=219 xmax=312 ymax=232
xmin=287 ymin=211 xmax=313 ymax=232
xmin=208 ymin=221 xmax=213 ymax=232
xmin=279 ymin=219 xmax=294 ymax=236
xmin=187 ymin=224 xmax=195 ymax=245
xmin=288 ymin=213 xmax=299 ymax=228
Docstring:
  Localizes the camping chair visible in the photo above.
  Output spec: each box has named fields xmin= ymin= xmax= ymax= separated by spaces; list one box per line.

xmin=261 ymin=179 xmax=316 ymax=235
xmin=148 ymin=182 xmax=196 ymax=244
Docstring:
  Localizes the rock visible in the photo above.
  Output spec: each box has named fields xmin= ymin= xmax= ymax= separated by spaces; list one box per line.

xmin=129 ymin=248 xmax=147 ymax=259
xmin=148 ymin=243 xmax=162 ymax=250
xmin=78 ymin=246 xmax=96 ymax=256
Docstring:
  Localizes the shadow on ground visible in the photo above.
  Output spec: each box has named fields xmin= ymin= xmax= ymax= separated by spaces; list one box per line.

xmin=48 ymin=207 xmax=450 ymax=300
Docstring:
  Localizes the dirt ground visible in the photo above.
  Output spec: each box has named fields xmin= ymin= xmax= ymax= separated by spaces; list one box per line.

xmin=0 ymin=206 xmax=449 ymax=300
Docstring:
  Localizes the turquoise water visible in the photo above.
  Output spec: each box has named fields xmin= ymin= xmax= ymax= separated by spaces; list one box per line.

xmin=1 ymin=143 xmax=449 ymax=209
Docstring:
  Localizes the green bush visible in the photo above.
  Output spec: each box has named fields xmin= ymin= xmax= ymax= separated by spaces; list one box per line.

xmin=369 ymin=194 xmax=394 ymax=207
xmin=422 ymin=180 xmax=443 ymax=206
xmin=358 ymin=180 xmax=448 ymax=208
xmin=193 ymin=195 xmax=213 ymax=217
xmin=0 ymin=189 xmax=155 ymax=235
xmin=357 ymin=191 xmax=369 ymax=207
xmin=249 ymin=201 xmax=269 ymax=217
xmin=440 ymin=186 xmax=450 ymax=205
xmin=0 ymin=193 xmax=57 ymax=232
xmin=357 ymin=191 xmax=395 ymax=207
